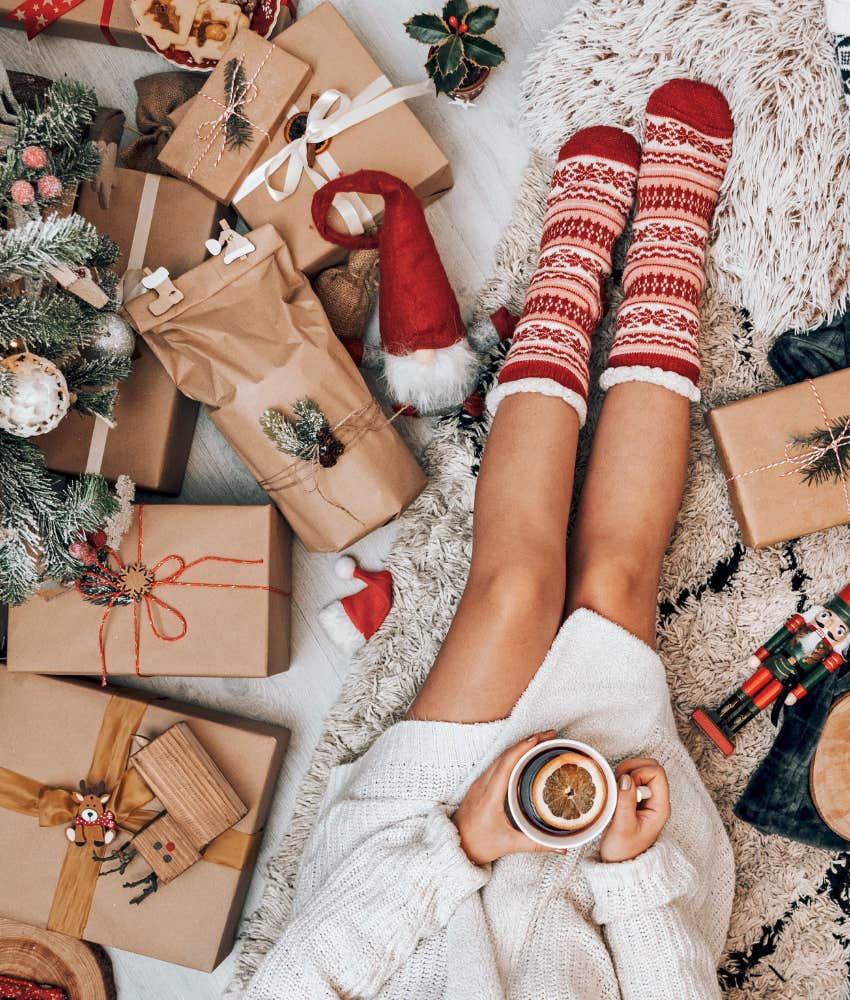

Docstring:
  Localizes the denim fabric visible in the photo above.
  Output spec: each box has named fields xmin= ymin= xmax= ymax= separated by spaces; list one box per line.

xmin=768 ymin=310 xmax=850 ymax=385
xmin=735 ymin=667 xmax=850 ymax=850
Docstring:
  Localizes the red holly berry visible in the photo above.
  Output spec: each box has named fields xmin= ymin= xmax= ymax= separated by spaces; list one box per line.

xmin=459 ymin=21 xmax=468 ymax=32
xmin=21 ymin=145 xmax=48 ymax=169
xmin=447 ymin=14 xmax=458 ymax=27
xmin=69 ymin=540 xmax=98 ymax=566
xmin=88 ymin=529 xmax=108 ymax=549
xmin=10 ymin=179 xmax=35 ymax=206
xmin=37 ymin=174 xmax=63 ymax=200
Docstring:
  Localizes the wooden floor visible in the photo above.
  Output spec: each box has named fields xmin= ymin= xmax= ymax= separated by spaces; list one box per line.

xmin=0 ymin=2 xmax=571 ymax=995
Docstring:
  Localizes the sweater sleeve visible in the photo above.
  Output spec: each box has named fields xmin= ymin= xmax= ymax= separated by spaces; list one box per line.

xmin=581 ymin=838 xmax=722 ymax=1000
xmin=245 ymin=802 xmax=489 ymax=1000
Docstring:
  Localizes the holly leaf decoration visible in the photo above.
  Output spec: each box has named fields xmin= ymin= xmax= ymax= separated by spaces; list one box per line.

xmin=404 ymin=12 xmax=451 ymax=44
xmin=436 ymin=33 xmax=464 ymax=76
xmin=464 ymin=5 xmax=498 ymax=34
xmin=427 ymin=51 xmax=469 ymax=94
xmin=462 ymin=33 xmax=506 ymax=67
xmin=442 ymin=0 xmax=468 ymax=20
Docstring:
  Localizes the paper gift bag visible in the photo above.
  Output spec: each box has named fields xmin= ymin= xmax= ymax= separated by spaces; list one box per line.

xmin=7 ymin=504 xmax=291 ymax=679
xmin=232 ymin=1 xmax=453 ymax=275
xmin=0 ymin=670 xmax=288 ymax=971
xmin=708 ymin=370 xmax=850 ymax=547
xmin=158 ymin=29 xmax=311 ymax=204
xmin=125 ymin=224 xmax=427 ymax=550
xmin=36 ymin=169 xmax=232 ymax=493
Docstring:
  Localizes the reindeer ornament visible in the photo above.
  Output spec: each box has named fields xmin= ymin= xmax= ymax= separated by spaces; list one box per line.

xmin=66 ymin=780 xmax=116 ymax=849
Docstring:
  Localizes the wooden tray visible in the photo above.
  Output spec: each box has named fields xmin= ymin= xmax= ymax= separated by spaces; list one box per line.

xmin=0 ymin=919 xmax=115 ymax=1000
xmin=810 ymin=692 xmax=850 ymax=841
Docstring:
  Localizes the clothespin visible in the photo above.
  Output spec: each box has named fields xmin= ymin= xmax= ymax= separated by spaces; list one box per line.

xmin=204 ymin=219 xmax=255 ymax=264
xmin=142 ymin=266 xmax=183 ymax=316
xmin=47 ymin=263 xmax=109 ymax=309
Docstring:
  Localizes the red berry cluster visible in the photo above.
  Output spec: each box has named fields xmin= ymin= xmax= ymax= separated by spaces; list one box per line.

xmin=447 ymin=14 xmax=468 ymax=32
xmin=9 ymin=145 xmax=63 ymax=207
xmin=69 ymin=528 xmax=108 ymax=566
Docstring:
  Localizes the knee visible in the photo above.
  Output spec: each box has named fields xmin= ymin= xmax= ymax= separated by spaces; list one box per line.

xmin=467 ymin=558 xmax=565 ymax=633
xmin=568 ymin=550 xmax=658 ymax=641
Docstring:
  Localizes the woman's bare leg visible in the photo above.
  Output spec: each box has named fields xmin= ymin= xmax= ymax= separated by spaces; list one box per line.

xmin=408 ymin=395 xmax=579 ymax=723
xmin=567 ymin=382 xmax=689 ymax=645
xmin=408 ymin=125 xmax=641 ymax=723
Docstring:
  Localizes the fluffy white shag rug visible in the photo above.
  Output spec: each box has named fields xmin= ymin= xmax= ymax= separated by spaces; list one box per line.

xmin=228 ymin=1 xmax=850 ymax=996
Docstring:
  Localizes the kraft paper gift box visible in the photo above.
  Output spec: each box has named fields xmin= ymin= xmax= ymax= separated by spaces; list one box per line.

xmin=158 ymin=29 xmax=310 ymax=204
xmin=0 ymin=670 xmax=288 ymax=971
xmin=232 ymin=1 xmax=453 ymax=275
xmin=124 ymin=223 xmax=427 ymax=550
xmin=36 ymin=169 xmax=233 ymax=494
xmin=708 ymin=369 xmax=850 ymax=547
xmin=7 ymin=504 xmax=291 ymax=679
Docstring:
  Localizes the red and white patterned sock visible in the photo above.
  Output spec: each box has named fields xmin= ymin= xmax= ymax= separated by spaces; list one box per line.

xmin=600 ymin=79 xmax=734 ymax=400
xmin=487 ymin=126 xmax=640 ymax=426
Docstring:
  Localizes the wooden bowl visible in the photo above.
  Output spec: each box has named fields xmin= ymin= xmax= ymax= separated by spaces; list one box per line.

xmin=810 ymin=692 xmax=850 ymax=841
xmin=0 ymin=919 xmax=115 ymax=1000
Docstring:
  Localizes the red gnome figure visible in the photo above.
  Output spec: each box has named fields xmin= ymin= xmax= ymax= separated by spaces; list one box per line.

xmin=692 ymin=583 xmax=850 ymax=755
xmin=312 ymin=170 xmax=480 ymax=414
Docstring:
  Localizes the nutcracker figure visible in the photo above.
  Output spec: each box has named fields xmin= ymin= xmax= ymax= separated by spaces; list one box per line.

xmin=692 ymin=583 xmax=850 ymax=755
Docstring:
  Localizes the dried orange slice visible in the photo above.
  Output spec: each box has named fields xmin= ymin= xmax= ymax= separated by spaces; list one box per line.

xmin=530 ymin=751 xmax=608 ymax=831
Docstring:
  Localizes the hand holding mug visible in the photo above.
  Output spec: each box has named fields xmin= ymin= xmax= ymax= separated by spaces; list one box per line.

xmin=599 ymin=758 xmax=671 ymax=863
xmin=452 ymin=731 xmax=559 ymax=866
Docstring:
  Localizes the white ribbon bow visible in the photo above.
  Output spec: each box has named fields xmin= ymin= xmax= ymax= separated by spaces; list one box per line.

xmin=232 ymin=76 xmax=431 ymax=236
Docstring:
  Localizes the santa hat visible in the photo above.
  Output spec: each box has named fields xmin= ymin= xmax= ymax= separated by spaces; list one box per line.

xmin=318 ymin=555 xmax=393 ymax=656
xmin=311 ymin=170 xmax=479 ymax=413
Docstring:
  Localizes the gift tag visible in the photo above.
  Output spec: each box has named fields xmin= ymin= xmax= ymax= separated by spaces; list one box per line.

xmin=142 ymin=267 xmax=184 ymax=316
xmin=205 ymin=220 xmax=255 ymax=264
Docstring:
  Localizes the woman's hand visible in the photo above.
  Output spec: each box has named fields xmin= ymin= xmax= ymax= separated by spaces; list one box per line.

xmin=452 ymin=731 xmax=558 ymax=866
xmin=599 ymin=757 xmax=671 ymax=863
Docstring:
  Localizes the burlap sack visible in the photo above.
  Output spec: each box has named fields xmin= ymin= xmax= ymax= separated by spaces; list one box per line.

xmin=124 ymin=225 xmax=426 ymax=551
xmin=121 ymin=71 xmax=204 ymax=175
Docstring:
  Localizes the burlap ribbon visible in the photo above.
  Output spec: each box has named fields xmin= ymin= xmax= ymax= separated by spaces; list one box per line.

xmin=0 ymin=695 xmax=260 ymax=939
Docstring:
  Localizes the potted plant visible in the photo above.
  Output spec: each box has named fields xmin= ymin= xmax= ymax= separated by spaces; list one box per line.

xmin=405 ymin=1 xmax=505 ymax=103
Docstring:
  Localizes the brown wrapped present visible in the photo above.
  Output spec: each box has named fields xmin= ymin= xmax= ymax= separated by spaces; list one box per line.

xmin=7 ymin=504 xmax=291 ymax=679
xmin=36 ymin=168 xmax=232 ymax=493
xmin=158 ymin=30 xmax=310 ymax=204
xmin=232 ymin=1 xmax=453 ymax=275
xmin=0 ymin=670 xmax=288 ymax=971
xmin=125 ymin=224 xmax=427 ymax=550
xmin=708 ymin=370 xmax=850 ymax=547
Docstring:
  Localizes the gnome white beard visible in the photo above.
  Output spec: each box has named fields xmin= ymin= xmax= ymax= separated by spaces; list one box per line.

xmin=381 ymin=339 xmax=479 ymax=414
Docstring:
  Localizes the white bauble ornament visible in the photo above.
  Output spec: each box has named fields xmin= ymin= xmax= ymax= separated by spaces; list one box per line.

xmin=0 ymin=352 xmax=70 ymax=437
xmin=87 ymin=312 xmax=136 ymax=358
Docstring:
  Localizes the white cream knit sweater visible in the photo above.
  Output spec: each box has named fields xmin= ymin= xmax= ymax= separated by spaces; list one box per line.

xmin=247 ymin=609 xmax=735 ymax=999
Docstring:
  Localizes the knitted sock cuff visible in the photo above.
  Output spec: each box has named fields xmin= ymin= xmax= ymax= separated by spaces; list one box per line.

xmin=487 ymin=378 xmax=588 ymax=426
xmin=599 ymin=365 xmax=701 ymax=402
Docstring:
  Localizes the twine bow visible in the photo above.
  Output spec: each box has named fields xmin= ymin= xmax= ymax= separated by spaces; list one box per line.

xmin=727 ymin=378 xmax=850 ymax=517
xmin=188 ymin=49 xmax=273 ymax=179
xmin=76 ymin=504 xmax=288 ymax=685
xmin=232 ymin=76 xmax=431 ymax=236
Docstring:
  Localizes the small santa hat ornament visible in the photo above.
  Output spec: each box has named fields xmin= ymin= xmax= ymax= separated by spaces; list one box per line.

xmin=318 ymin=555 xmax=393 ymax=656
xmin=311 ymin=170 xmax=479 ymax=414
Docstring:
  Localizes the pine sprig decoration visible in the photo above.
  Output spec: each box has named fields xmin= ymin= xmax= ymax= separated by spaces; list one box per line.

xmin=15 ymin=79 xmax=98 ymax=149
xmin=0 ymin=434 xmax=120 ymax=604
xmin=261 ymin=398 xmax=345 ymax=468
xmin=791 ymin=417 xmax=850 ymax=486
xmin=223 ymin=58 xmax=253 ymax=151
xmin=0 ymin=214 xmax=101 ymax=279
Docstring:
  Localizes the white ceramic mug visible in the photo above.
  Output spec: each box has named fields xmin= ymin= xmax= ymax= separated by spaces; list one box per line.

xmin=506 ymin=737 xmax=649 ymax=850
